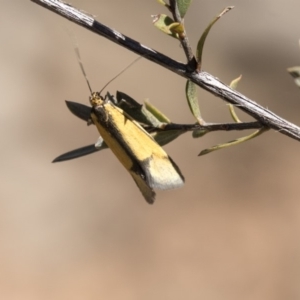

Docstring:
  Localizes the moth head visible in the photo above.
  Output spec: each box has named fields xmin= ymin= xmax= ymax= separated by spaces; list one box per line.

xmin=89 ymin=92 xmax=104 ymax=107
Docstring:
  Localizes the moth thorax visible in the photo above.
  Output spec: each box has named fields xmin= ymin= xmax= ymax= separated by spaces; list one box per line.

xmin=89 ymin=92 xmax=104 ymax=107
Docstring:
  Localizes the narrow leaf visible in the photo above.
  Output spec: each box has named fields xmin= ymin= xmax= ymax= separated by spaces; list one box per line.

xmin=52 ymin=144 xmax=102 ymax=162
xmin=144 ymin=101 xmax=171 ymax=123
xmin=228 ymin=75 xmax=242 ymax=123
xmin=196 ymin=6 xmax=234 ymax=70
xmin=157 ymin=0 xmax=168 ymax=7
xmin=199 ymin=128 xmax=268 ymax=156
xmin=186 ymin=80 xmax=203 ymax=124
xmin=116 ymin=91 xmax=161 ymax=127
xmin=192 ymin=129 xmax=207 ymax=138
xmin=168 ymin=22 xmax=185 ymax=37
xmin=152 ymin=129 xmax=185 ymax=146
xmin=152 ymin=14 xmax=180 ymax=39
xmin=287 ymin=66 xmax=300 ymax=88
xmin=229 ymin=74 xmax=242 ymax=90
xmin=176 ymin=0 xmax=193 ymax=18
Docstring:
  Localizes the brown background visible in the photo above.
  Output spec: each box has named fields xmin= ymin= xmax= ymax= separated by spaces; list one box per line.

xmin=1 ymin=0 xmax=300 ymax=299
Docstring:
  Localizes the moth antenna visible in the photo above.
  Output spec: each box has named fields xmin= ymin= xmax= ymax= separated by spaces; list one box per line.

xmin=71 ymin=32 xmax=141 ymax=96
xmin=74 ymin=44 xmax=93 ymax=95
xmin=99 ymin=56 xmax=142 ymax=95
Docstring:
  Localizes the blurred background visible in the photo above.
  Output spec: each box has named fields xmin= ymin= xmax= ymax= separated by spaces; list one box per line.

xmin=1 ymin=0 xmax=300 ymax=299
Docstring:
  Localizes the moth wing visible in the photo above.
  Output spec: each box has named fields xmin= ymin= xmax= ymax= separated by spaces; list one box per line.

xmin=106 ymin=103 xmax=185 ymax=191
xmin=142 ymin=153 xmax=185 ymax=191
xmin=130 ymin=171 xmax=156 ymax=204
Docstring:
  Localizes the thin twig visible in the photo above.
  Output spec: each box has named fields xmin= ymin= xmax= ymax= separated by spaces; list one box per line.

xmin=161 ymin=121 xmax=262 ymax=132
xmin=31 ymin=0 xmax=300 ymax=142
xmin=169 ymin=0 xmax=196 ymax=70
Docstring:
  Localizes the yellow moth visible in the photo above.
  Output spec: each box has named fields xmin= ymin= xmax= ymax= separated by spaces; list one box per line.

xmin=57 ymin=47 xmax=184 ymax=204
xmin=89 ymin=92 xmax=184 ymax=204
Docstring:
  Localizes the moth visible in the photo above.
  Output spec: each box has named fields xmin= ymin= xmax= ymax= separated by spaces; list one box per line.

xmin=54 ymin=50 xmax=184 ymax=204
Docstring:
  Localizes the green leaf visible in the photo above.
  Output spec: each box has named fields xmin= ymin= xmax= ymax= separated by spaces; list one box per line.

xmin=116 ymin=91 xmax=160 ymax=126
xmin=198 ymin=128 xmax=268 ymax=156
xmin=229 ymin=74 xmax=242 ymax=90
xmin=176 ymin=0 xmax=193 ymax=18
xmin=152 ymin=129 xmax=185 ymax=146
xmin=192 ymin=128 xmax=207 ymax=138
xmin=228 ymin=75 xmax=242 ymax=123
xmin=186 ymin=80 xmax=203 ymax=124
xmin=287 ymin=66 xmax=300 ymax=88
xmin=116 ymin=91 xmax=172 ymax=127
xmin=157 ymin=0 xmax=168 ymax=7
xmin=168 ymin=22 xmax=185 ymax=37
xmin=152 ymin=14 xmax=180 ymax=39
xmin=144 ymin=101 xmax=171 ymax=123
xmin=196 ymin=6 xmax=234 ymax=70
